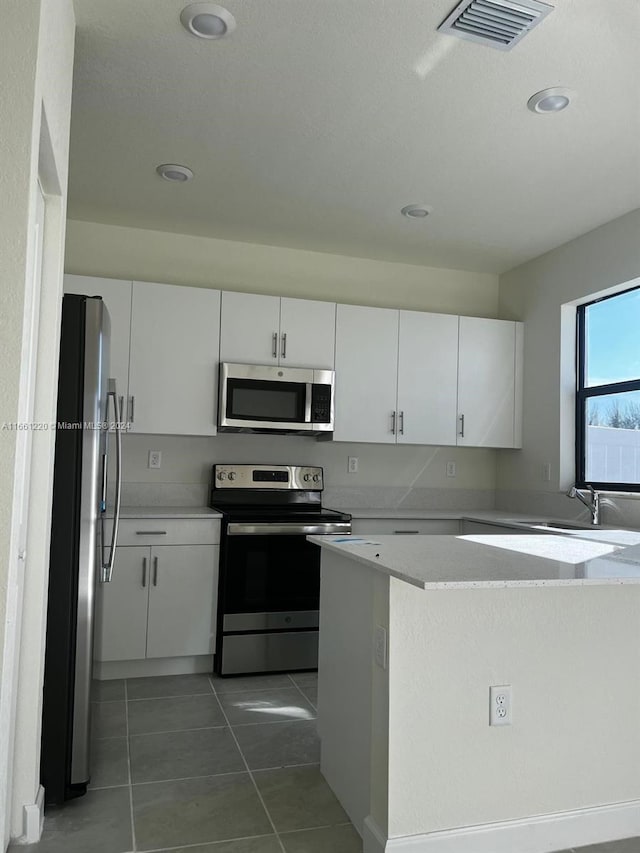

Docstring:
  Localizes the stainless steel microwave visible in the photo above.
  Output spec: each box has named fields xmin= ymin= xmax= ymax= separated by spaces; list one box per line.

xmin=218 ymin=363 xmax=335 ymax=434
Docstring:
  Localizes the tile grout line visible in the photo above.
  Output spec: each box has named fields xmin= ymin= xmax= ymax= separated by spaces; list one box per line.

xmin=208 ymin=675 xmax=287 ymax=853
xmin=124 ymin=680 xmax=138 ymax=852
xmin=140 ymin=832 xmax=280 ymax=852
xmin=128 ymin=716 xmax=317 ymax=738
xmin=287 ymin=674 xmax=318 ymax=711
xmin=105 ymin=761 xmax=322 ymax=792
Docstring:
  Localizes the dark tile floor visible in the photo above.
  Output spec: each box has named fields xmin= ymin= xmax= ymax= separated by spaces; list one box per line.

xmin=12 ymin=672 xmax=361 ymax=853
xmin=9 ymin=672 xmax=640 ymax=853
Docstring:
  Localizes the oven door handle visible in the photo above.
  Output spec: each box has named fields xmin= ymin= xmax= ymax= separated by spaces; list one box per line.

xmin=226 ymin=522 xmax=352 ymax=536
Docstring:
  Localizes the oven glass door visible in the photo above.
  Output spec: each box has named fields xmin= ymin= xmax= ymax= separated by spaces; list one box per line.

xmin=226 ymin=378 xmax=308 ymax=424
xmin=222 ymin=534 xmax=320 ymax=614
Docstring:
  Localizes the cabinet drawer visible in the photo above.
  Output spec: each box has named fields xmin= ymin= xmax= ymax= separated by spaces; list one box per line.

xmin=351 ymin=519 xmax=460 ymax=536
xmin=105 ymin=518 xmax=221 ymax=546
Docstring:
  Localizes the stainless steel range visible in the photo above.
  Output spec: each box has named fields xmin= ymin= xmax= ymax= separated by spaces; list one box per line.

xmin=209 ymin=464 xmax=351 ymax=676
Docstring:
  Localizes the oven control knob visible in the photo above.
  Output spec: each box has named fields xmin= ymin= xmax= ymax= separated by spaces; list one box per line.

xmin=313 ymin=474 xmax=321 ymax=483
xmin=217 ymin=472 xmax=227 ymax=481
xmin=228 ymin=472 xmax=237 ymax=481
xmin=303 ymin=473 xmax=312 ymax=482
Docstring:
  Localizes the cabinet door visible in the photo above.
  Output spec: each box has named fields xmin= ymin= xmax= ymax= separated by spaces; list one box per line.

xmin=219 ymin=292 xmax=281 ymax=365
xmin=146 ymin=545 xmax=218 ymax=658
xmin=64 ymin=275 xmax=132 ymax=417
xmin=333 ymin=305 xmax=399 ymax=443
xmin=397 ymin=311 xmax=458 ymax=446
xmin=279 ymin=298 xmax=336 ymax=368
xmin=128 ymin=282 xmax=220 ymax=435
xmin=457 ymin=317 xmax=516 ymax=448
xmin=94 ymin=547 xmax=149 ymax=662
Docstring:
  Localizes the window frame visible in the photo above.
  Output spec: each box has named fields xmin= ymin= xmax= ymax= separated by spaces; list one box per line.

xmin=576 ymin=285 xmax=640 ymax=492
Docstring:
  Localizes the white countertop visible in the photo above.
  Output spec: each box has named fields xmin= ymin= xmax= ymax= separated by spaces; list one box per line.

xmin=114 ymin=506 xmax=222 ymax=519
xmin=308 ymin=532 xmax=640 ymax=589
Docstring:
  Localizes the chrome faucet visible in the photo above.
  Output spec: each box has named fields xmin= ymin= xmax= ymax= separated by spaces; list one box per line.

xmin=566 ymin=485 xmax=600 ymax=525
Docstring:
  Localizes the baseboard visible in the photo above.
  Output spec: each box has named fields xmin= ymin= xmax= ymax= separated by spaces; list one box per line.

xmin=363 ymin=799 xmax=640 ymax=853
xmin=20 ymin=785 xmax=45 ymax=844
xmin=94 ymin=655 xmax=213 ymax=680
xmin=363 ymin=815 xmax=388 ymax=853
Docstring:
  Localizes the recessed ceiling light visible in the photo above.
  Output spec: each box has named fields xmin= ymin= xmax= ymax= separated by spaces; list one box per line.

xmin=401 ymin=204 xmax=433 ymax=219
xmin=527 ymin=87 xmax=573 ymax=114
xmin=156 ymin=163 xmax=194 ymax=183
xmin=180 ymin=3 xmax=236 ymax=39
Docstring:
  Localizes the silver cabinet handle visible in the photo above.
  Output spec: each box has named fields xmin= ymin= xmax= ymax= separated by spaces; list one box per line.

xmin=399 ymin=411 xmax=404 ymax=435
xmin=394 ymin=530 xmax=420 ymax=534
xmin=153 ymin=556 xmax=158 ymax=586
xmin=136 ymin=530 xmax=167 ymax=535
xmin=281 ymin=332 xmax=287 ymax=359
xmin=459 ymin=414 xmax=465 ymax=438
xmin=129 ymin=395 xmax=135 ymax=423
xmin=272 ymin=332 xmax=278 ymax=359
xmin=391 ymin=411 xmax=396 ymax=434
xmin=142 ymin=556 xmax=147 ymax=588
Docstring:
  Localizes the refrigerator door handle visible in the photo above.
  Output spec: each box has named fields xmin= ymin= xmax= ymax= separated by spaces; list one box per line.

xmin=101 ymin=380 xmax=122 ymax=583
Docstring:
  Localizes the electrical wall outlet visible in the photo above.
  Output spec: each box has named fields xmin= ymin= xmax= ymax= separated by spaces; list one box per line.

xmin=489 ymin=685 xmax=512 ymax=726
xmin=374 ymin=625 xmax=387 ymax=670
xmin=148 ymin=450 xmax=162 ymax=469
xmin=542 ymin=462 xmax=551 ymax=482
xmin=348 ymin=456 xmax=359 ymax=474
xmin=446 ymin=461 xmax=456 ymax=478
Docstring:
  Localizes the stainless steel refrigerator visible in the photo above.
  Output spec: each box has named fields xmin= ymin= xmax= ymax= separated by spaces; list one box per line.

xmin=40 ymin=294 xmax=122 ymax=804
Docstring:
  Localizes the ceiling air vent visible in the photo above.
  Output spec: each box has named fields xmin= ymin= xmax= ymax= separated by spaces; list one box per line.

xmin=437 ymin=0 xmax=554 ymax=51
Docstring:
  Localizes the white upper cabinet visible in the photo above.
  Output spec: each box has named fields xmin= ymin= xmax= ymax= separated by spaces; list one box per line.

xmin=333 ymin=304 xmax=399 ymax=444
xmin=397 ymin=311 xmax=459 ymax=446
xmin=219 ymin=292 xmax=281 ymax=365
xmin=335 ymin=306 xmax=460 ymax=446
xmin=457 ymin=316 xmax=523 ymax=448
xmin=128 ymin=282 xmax=220 ymax=436
xmin=279 ymin=297 xmax=336 ymax=368
xmin=219 ymin=291 xmax=336 ymax=368
xmin=63 ymin=275 xmax=132 ymax=420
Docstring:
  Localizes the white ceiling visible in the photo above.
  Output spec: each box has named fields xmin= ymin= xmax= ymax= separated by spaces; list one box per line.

xmin=69 ymin=0 xmax=640 ymax=274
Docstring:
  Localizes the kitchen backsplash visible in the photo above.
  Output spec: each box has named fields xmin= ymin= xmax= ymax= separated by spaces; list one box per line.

xmin=108 ymin=434 xmax=640 ymax=527
xmin=110 ymin=432 xmax=497 ymax=509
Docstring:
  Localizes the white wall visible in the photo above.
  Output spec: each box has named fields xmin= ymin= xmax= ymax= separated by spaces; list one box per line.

xmin=0 ymin=0 xmax=75 ymax=844
xmin=497 ymin=209 xmax=640 ymax=521
xmin=388 ymin=579 xmax=640 ymax=837
xmin=65 ymin=219 xmax=499 ymax=316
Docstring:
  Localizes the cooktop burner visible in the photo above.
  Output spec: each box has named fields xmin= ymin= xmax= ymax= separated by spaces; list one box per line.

xmin=212 ymin=505 xmax=351 ymax=523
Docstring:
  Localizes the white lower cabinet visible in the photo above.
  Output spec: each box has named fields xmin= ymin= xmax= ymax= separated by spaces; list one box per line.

xmin=351 ymin=519 xmax=460 ymax=535
xmin=145 ymin=545 xmax=218 ymax=658
xmin=94 ymin=519 xmax=220 ymax=663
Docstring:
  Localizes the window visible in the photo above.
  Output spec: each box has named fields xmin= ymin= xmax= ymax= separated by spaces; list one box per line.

xmin=576 ymin=286 xmax=640 ymax=491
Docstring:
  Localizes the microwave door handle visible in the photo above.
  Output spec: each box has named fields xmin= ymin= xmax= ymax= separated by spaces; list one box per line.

xmin=305 ymin=383 xmax=312 ymax=424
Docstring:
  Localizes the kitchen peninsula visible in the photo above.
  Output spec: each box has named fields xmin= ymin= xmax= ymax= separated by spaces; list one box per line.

xmin=310 ymin=532 xmax=640 ymax=853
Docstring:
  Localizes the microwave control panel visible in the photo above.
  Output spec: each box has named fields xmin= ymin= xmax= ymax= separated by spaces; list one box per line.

xmin=311 ymin=385 xmax=332 ymax=424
